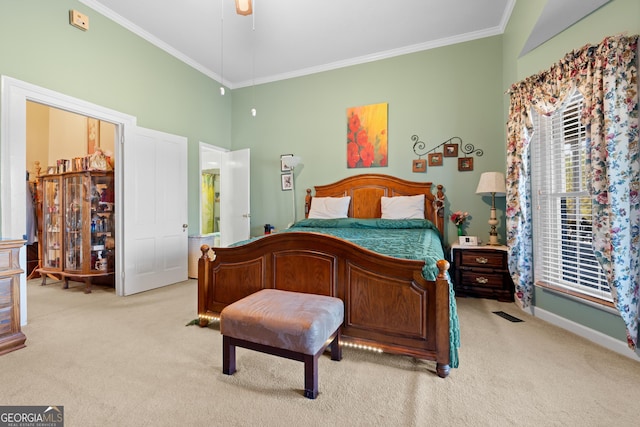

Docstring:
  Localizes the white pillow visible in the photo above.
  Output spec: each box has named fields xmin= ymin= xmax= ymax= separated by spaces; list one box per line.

xmin=381 ymin=194 xmax=425 ymax=219
xmin=308 ymin=196 xmax=351 ymax=219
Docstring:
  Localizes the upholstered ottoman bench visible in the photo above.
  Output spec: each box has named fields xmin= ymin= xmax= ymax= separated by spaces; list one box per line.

xmin=220 ymin=289 xmax=344 ymax=399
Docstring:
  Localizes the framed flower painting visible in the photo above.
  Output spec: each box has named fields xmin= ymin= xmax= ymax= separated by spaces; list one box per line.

xmin=346 ymin=102 xmax=388 ymax=168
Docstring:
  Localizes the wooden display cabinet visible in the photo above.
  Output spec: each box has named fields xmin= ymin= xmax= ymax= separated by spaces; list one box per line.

xmin=0 ymin=238 xmax=26 ymax=355
xmin=38 ymin=171 xmax=115 ymax=293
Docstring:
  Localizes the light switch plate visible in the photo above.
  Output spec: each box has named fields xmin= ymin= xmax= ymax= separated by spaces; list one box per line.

xmin=69 ymin=10 xmax=89 ymax=31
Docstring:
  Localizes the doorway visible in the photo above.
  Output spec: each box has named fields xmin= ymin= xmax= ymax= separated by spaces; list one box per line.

xmin=197 ymin=142 xmax=251 ymax=247
xmin=4 ymin=76 xmax=190 ymax=323
xmin=26 ymin=102 xmax=118 ymax=288
xmin=2 ymin=76 xmax=135 ymax=324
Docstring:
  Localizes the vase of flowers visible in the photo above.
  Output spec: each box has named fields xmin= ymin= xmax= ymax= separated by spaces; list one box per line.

xmin=450 ymin=211 xmax=469 ymax=236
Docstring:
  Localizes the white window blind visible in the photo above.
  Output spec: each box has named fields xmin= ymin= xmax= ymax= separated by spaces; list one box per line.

xmin=531 ymin=88 xmax=612 ymax=302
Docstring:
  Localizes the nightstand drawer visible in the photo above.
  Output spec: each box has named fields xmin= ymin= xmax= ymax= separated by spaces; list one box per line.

xmin=458 ymin=270 xmax=505 ymax=289
xmin=451 ymin=244 xmax=514 ymax=302
xmin=458 ymin=250 xmax=506 ymax=269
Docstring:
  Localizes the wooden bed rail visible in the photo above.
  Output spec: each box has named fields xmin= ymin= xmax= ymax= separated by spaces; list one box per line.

xmin=197 ymin=235 xmax=452 ymax=378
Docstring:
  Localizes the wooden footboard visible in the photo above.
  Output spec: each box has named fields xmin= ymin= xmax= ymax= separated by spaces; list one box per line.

xmin=198 ymin=232 xmax=451 ymax=378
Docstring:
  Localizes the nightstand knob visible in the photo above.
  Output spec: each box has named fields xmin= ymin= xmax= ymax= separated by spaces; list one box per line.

xmin=475 ymin=277 xmax=489 ymax=284
xmin=475 ymin=256 xmax=488 ymax=264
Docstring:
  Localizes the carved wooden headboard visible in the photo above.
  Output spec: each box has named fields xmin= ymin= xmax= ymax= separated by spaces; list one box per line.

xmin=304 ymin=174 xmax=445 ymax=235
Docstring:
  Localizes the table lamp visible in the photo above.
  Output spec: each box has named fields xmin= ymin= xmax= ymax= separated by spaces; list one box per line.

xmin=475 ymin=172 xmax=506 ymax=245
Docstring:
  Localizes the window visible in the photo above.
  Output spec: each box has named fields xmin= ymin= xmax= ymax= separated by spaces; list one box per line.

xmin=531 ymin=88 xmax=612 ymax=303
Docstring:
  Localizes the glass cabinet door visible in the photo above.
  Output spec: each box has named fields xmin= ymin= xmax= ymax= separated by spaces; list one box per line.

xmin=41 ymin=176 xmax=62 ymax=270
xmin=90 ymin=172 xmax=115 ymax=273
xmin=63 ymin=174 xmax=85 ymax=272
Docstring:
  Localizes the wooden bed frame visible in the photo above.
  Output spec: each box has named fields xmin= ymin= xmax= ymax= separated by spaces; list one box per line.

xmin=197 ymin=174 xmax=452 ymax=377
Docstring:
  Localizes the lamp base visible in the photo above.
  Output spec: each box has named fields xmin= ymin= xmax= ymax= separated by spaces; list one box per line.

xmin=488 ymin=234 xmax=500 ymax=246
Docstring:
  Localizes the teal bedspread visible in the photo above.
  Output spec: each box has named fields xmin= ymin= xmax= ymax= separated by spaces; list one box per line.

xmin=284 ymin=218 xmax=460 ymax=368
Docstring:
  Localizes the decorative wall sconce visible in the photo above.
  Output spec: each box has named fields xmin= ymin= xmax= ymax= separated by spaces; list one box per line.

xmin=411 ymin=135 xmax=483 ymax=172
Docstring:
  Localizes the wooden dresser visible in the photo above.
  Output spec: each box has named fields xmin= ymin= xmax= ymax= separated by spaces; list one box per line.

xmin=451 ymin=243 xmax=515 ymax=302
xmin=0 ymin=238 xmax=26 ymax=355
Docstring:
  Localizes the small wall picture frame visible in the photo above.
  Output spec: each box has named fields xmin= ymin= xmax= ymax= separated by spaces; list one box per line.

xmin=458 ymin=157 xmax=474 ymax=171
xmin=459 ymin=235 xmax=478 ymax=246
xmin=444 ymin=143 xmax=458 ymax=157
xmin=280 ymin=154 xmax=293 ymax=172
xmin=412 ymin=159 xmax=426 ymax=173
xmin=428 ymin=153 xmax=443 ymax=166
xmin=281 ymin=173 xmax=293 ymax=191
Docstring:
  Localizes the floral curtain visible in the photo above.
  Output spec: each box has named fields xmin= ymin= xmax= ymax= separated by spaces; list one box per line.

xmin=506 ymin=34 xmax=639 ymax=353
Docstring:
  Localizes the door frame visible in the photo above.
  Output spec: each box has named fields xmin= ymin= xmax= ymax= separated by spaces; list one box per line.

xmin=1 ymin=76 xmax=135 ymax=322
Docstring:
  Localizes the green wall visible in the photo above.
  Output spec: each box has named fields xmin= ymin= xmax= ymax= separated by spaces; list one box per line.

xmin=502 ymin=0 xmax=640 ymax=343
xmin=231 ymin=36 xmax=507 ymax=243
xmin=0 ymin=0 xmax=232 ymax=234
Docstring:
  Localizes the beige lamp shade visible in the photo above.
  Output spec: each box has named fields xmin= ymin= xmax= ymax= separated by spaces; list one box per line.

xmin=475 ymin=172 xmax=506 ymax=245
xmin=475 ymin=172 xmax=506 ymax=196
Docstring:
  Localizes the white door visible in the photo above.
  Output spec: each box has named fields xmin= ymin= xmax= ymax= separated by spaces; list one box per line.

xmin=219 ymin=148 xmax=250 ymax=247
xmin=123 ymin=127 xmax=188 ymax=295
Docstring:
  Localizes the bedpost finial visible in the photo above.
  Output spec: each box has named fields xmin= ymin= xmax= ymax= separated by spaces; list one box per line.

xmin=436 ymin=259 xmax=450 ymax=278
xmin=305 ymin=188 xmax=313 ymax=216
xmin=200 ymin=244 xmax=210 ymax=259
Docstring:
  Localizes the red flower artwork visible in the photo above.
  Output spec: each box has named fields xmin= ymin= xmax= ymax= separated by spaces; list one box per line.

xmin=346 ymin=103 xmax=388 ymax=168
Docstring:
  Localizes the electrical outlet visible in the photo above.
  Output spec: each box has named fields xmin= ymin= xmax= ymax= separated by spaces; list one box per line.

xmin=69 ymin=10 xmax=89 ymax=31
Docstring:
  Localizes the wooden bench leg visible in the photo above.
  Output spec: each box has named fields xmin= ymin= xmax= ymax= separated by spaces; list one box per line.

xmin=330 ymin=328 xmax=342 ymax=361
xmin=304 ymin=328 xmax=340 ymax=399
xmin=222 ymin=335 xmax=236 ymax=375
xmin=303 ymin=353 xmax=319 ymax=399
xmin=221 ymin=327 xmax=341 ymax=399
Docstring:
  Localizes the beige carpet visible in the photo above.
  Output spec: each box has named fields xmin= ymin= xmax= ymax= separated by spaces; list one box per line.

xmin=1 ymin=279 xmax=639 ymax=426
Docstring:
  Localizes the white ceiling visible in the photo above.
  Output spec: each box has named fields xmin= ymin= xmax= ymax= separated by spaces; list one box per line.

xmin=79 ymin=0 xmax=515 ymax=89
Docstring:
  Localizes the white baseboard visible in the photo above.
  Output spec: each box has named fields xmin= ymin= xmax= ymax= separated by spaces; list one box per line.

xmin=532 ymin=307 xmax=640 ymax=362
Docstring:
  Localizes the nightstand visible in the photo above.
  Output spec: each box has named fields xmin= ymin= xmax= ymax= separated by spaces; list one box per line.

xmin=451 ymin=243 xmax=515 ymax=302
